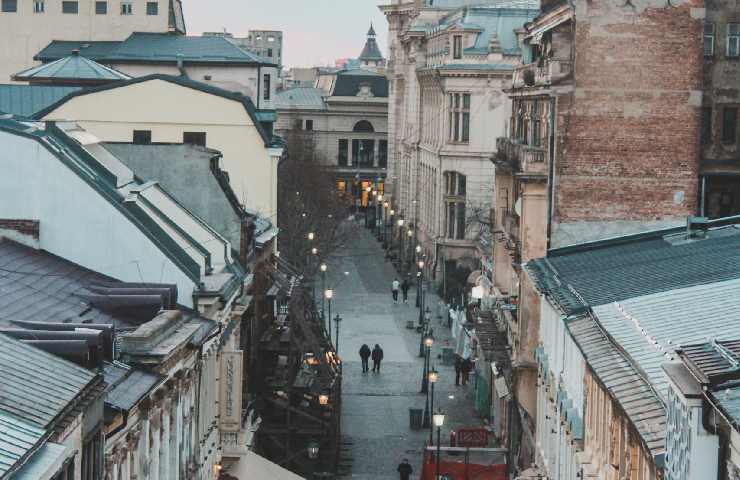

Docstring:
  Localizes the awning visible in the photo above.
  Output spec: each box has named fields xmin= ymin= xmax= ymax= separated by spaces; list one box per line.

xmin=227 ymin=451 xmax=306 ymax=480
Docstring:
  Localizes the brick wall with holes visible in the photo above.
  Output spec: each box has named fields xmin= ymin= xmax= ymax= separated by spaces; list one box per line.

xmin=554 ymin=0 xmax=704 ymax=223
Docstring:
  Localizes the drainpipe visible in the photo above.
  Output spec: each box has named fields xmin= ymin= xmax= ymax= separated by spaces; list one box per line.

xmin=546 ymin=96 xmax=556 ymax=249
xmin=257 ymin=65 xmax=262 ymax=110
xmin=176 ymin=53 xmax=187 ymax=77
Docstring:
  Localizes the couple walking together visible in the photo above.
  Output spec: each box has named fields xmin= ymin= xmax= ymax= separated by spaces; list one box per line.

xmin=359 ymin=343 xmax=383 ymax=373
xmin=391 ymin=277 xmax=410 ymax=304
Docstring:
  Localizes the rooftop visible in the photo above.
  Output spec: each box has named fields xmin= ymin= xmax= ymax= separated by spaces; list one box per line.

xmin=275 ymin=87 xmax=326 ymax=110
xmin=0 ymin=410 xmax=47 ymax=478
xmin=36 ymin=32 xmax=276 ymax=66
xmin=332 ymin=69 xmax=389 ymax=98
xmin=13 ymin=54 xmax=130 ymax=84
xmin=0 ymin=85 xmax=80 ymax=118
xmin=0 ymin=333 xmax=98 ymax=429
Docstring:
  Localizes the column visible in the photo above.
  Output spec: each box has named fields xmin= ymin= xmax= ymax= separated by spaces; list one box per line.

xmin=372 ymin=140 xmax=378 ymax=168
xmin=171 ymin=381 xmax=182 ymax=480
xmin=159 ymin=397 xmax=171 ymax=480
xmin=150 ymin=408 xmax=161 ymax=480
xmin=138 ymin=400 xmax=151 ymax=479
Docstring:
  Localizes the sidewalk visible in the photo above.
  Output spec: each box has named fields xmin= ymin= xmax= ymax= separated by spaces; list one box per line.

xmin=327 ymin=223 xmax=488 ymax=480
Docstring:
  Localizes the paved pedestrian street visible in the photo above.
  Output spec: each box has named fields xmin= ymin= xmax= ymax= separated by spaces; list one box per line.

xmin=326 ymin=223 xmax=488 ymax=480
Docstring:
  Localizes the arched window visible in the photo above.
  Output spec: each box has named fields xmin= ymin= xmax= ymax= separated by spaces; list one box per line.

xmin=353 ymin=120 xmax=375 ymax=133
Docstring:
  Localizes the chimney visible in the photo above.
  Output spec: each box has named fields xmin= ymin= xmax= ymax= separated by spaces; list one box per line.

xmin=0 ymin=219 xmax=40 ymax=249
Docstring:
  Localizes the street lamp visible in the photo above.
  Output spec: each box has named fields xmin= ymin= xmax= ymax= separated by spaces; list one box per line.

xmin=421 ymin=333 xmax=434 ymax=396
xmin=428 ymin=367 xmax=439 ymax=444
xmin=325 ymin=288 xmax=333 ymax=340
xmin=334 ymin=314 xmax=342 ymax=354
xmin=418 ymin=259 xmax=426 ymax=331
xmin=307 ymin=232 xmax=315 ymax=241
xmin=397 ymin=218 xmax=405 ymax=270
xmin=318 ymin=392 xmax=329 ymax=406
xmin=320 ymin=263 xmax=327 ymax=321
xmin=433 ymin=409 xmax=446 ymax=480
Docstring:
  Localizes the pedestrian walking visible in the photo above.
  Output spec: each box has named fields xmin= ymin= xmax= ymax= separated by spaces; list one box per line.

xmin=391 ymin=278 xmax=400 ymax=303
xmin=454 ymin=354 xmax=462 ymax=386
xmin=359 ymin=344 xmax=371 ymax=373
xmin=397 ymin=458 xmax=413 ymax=480
xmin=401 ymin=278 xmax=410 ymax=304
xmin=461 ymin=357 xmax=472 ymax=386
xmin=371 ymin=344 xmax=384 ymax=373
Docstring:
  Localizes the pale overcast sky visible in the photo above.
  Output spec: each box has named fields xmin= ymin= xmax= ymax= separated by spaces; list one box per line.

xmin=183 ymin=0 xmax=388 ymax=68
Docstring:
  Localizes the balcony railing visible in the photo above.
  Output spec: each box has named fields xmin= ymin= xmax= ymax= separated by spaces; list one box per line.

xmin=495 ymin=137 xmax=548 ymax=177
xmin=512 ymin=59 xmax=573 ymax=90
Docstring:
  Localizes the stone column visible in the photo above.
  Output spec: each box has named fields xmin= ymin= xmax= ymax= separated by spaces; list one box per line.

xmin=159 ymin=396 xmax=171 ymax=480
xmin=170 ymin=377 xmax=182 ymax=480
xmin=138 ymin=399 xmax=151 ymax=479
xmin=373 ymin=140 xmax=378 ymax=168
xmin=150 ymin=408 xmax=161 ymax=480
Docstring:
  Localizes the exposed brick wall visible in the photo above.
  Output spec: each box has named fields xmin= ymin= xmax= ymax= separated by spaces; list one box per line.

xmin=554 ymin=1 xmax=703 ymax=223
xmin=0 ymin=219 xmax=40 ymax=239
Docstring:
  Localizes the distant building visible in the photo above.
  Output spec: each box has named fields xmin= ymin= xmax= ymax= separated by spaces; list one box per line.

xmin=276 ymin=68 xmax=389 ymax=208
xmin=358 ymin=23 xmax=385 ymax=69
xmin=32 ymin=33 xmax=279 ymax=112
xmin=0 ymin=0 xmax=185 ymax=83
xmin=204 ymin=29 xmax=284 ymax=73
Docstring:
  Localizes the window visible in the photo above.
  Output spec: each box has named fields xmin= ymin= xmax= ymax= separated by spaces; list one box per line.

xmin=183 ymin=132 xmax=207 ymax=147
xmin=728 ymin=24 xmax=740 ymax=58
xmin=293 ymin=119 xmax=303 ymax=130
xmin=353 ymin=120 xmax=374 ymax=132
xmin=268 ymin=35 xmax=275 ymax=42
xmin=722 ymin=107 xmax=737 ymax=144
xmin=704 ymin=23 xmax=715 ymax=57
xmin=338 ymin=139 xmax=348 ymax=166
xmin=1 ymin=0 xmax=16 ymax=12
xmin=133 ymin=130 xmax=152 ymax=144
xmin=448 ymin=93 xmax=470 ymax=143
xmin=80 ymin=429 xmax=102 ymax=480
xmin=263 ymin=74 xmax=271 ymax=100
xmin=378 ymin=140 xmax=388 ymax=168
xmin=532 ymin=101 xmax=541 ymax=146
xmin=444 ymin=172 xmax=467 ymax=239
xmin=701 ymin=107 xmax=712 ymax=145
xmin=305 ymin=119 xmax=313 ymax=131
xmin=453 ymin=35 xmax=462 ymax=59
xmin=146 ymin=1 xmax=157 ymax=14
xmin=95 ymin=1 xmax=107 ymax=14
xmin=61 ymin=1 xmax=77 ymax=13
xmin=34 ymin=0 xmax=45 ymax=12
xmin=120 ymin=1 xmax=132 ymax=15
xmin=267 ymin=48 xmax=273 ymax=57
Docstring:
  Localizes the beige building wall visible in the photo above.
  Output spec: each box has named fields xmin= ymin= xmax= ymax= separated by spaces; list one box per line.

xmin=42 ymin=79 xmax=279 ymax=219
xmin=0 ymin=0 xmax=174 ymax=82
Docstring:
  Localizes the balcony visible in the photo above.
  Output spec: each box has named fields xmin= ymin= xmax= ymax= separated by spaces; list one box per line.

xmin=495 ymin=137 xmax=548 ymax=177
xmin=511 ymin=59 xmax=573 ymax=90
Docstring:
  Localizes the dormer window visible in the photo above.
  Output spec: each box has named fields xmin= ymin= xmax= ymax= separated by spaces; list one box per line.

xmin=453 ymin=35 xmax=463 ymax=59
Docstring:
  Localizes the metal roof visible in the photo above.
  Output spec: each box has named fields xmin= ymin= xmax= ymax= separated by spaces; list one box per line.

xmin=593 ymin=278 xmax=740 ymax=400
xmin=0 ymin=85 xmax=80 ymax=118
xmin=0 ymin=410 xmax=46 ymax=477
xmin=275 ymin=87 xmax=326 ymax=110
xmin=34 ymin=41 xmax=122 ymax=62
xmin=332 ymin=70 xmax=389 ymax=97
xmin=0 ymin=239 xmax=139 ymax=329
xmin=567 ymin=315 xmax=666 ymax=460
xmin=0 ymin=333 xmax=97 ymax=429
xmin=527 ymin=225 xmax=740 ymax=315
xmin=103 ymin=363 xmax=162 ymax=412
xmin=14 ymin=55 xmax=130 ymax=82
xmin=12 ymin=441 xmax=67 ymax=480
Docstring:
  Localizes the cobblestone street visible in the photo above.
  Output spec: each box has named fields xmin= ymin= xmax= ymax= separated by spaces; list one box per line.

xmin=325 ymin=222 xmax=488 ymax=480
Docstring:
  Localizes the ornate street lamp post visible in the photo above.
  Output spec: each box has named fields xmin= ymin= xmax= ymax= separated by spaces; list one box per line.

xmin=421 ymin=333 xmax=434 ymax=395
xmin=334 ymin=314 xmax=342 ymax=354
xmin=320 ymin=263 xmax=327 ymax=320
xmin=415 ymin=245 xmax=422 ymax=307
xmin=325 ymin=288 xmax=333 ymax=339
xmin=428 ymin=367 xmax=439 ymax=444
xmin=433 ymin=410 xmax=446 ymax=480
xmin=397 ymin=218 xmax=405 ymax=269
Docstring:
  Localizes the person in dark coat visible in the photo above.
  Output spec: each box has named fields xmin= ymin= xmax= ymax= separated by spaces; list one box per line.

xmin=454 ymin=354 xmax=462 ymax=386
xmin=397 ymin=458 xmax=413 ymax=480
xmin=461 ymin=357 xmax=473 ymax=385
xmin=401 ymin=278 xmax=410 ymax=304
xmin=359 ymin=344 xmax=371 ymax=373
xmin=371 ymin=344 xmax=384 ymax=373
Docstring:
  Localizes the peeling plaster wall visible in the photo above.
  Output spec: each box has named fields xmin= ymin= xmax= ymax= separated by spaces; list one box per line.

xmin=553 ymin=0 xmax=703 ymax=235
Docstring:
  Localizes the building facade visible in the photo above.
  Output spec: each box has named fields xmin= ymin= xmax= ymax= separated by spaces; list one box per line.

xmin=204 ymin=30 xmax=284 ymax=74
xmin=0 ymin=0 xmax=184 ymax=82
xmin=381 ymin=0 xmax=538 ymax=293
xmin=276 ymin=66 xmax=389 ymax=207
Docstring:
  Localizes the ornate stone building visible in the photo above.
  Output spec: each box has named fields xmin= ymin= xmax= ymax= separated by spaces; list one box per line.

xmin=380 ymin=0 xmax=538 ymax=293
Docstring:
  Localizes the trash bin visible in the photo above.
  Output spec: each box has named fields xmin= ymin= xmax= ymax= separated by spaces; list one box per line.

xmin=409 ymin=408 xmax=423 ymax=430
xmin=441 ymin=347 xmax=454 ymax=366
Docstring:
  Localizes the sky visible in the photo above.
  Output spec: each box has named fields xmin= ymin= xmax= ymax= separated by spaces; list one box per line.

xmin=183 ymin=0 xmax=389 ymax=68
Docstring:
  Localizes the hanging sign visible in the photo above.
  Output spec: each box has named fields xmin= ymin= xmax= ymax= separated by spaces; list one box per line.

xmin=219 ymin=351 xmax=244 ymax=432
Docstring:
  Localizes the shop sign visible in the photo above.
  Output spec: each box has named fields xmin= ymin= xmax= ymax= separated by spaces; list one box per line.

xmin=219 ymin=351 xmax=243 ymax=432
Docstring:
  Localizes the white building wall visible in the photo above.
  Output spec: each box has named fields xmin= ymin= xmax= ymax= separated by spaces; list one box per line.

xmin=0 ymin=129 xmax=197 ymax=307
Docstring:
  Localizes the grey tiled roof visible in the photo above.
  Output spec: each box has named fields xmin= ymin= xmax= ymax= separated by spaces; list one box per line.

xmin=275 ymin=87 xmax=326 ymax=110
xmin=0 ymin=333 xmax=97 ymax=428
xmin=0 ymin=239 xmax=139 ymax=329
xmin=103 ymin=362 xmax=162 ymax=412
xmin=0 ymin=85 xmax=80 ymax=118
xmin=332 ymin=69 xmax=388 ymax=97
xmin=526 ymin=225 xmax=740 ymax=314
xmin=567 ymin=315 xmax=666 ymax=459
xmin=14 ymin=55 xmax=130 ymax=82
xmin=359 ymin=37 xmax=384 ymax=61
